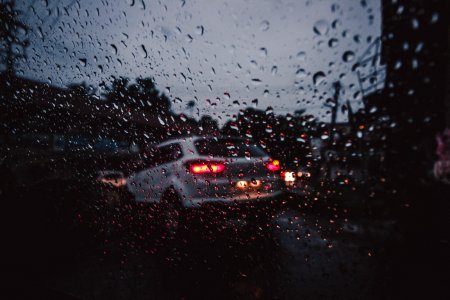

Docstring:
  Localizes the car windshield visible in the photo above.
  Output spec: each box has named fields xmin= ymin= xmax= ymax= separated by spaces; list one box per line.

xmin=195 ymin=139 xmax=266 ymax=158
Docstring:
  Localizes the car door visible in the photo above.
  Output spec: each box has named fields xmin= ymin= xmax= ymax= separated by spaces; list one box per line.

xmin=129 ymin=143 xmax=182 ymax=203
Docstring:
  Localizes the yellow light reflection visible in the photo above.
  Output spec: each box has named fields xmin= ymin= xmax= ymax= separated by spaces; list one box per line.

xmin=236 ymin=181 xmax=248 ymax=189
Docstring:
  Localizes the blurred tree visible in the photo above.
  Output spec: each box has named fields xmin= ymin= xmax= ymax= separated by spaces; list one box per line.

xmin=0 ymin=0 xmax=28 ymax=76
xmin=104 ymin=77 xmax=171 ymax=116
xmin=104 ymin=77 xmax=131 ymax=107
xmin=134 ymin=77 xmax=171 ymax=115
xmin=67 ymin=82 xmax=94 ymax=99
xmin=186 ymin=100 xmax=196 ymax=115
xmin=198 ymin=115 xmax=219 ymax=136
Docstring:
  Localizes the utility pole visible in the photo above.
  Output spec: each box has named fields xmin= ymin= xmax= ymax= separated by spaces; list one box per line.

xmin=322 ymin=81 xmax=341 ymax=181
xmin=346 ymin=99 xmax=354 ymax=133
xmin=328 ymin=81 xmax=341 ymax=144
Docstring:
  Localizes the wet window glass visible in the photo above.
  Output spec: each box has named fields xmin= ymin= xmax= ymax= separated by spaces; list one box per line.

xmin=1 ymin=0 xmax=449 ymax=299
xmin=143 ymin=143 xmax=182 ymax=167
xmin=195 ymin=138 xmax=266 ymax=158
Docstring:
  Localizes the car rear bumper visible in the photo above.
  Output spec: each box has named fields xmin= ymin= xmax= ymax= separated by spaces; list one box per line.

xmin=183 ymin=190 xmax=285 ymax=208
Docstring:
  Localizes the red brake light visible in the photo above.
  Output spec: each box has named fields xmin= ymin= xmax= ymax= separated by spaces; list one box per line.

xmin=190 ymin=162 xmax=225 ymax=174
xmin=267 ymin=160 xmax=280 ymax=171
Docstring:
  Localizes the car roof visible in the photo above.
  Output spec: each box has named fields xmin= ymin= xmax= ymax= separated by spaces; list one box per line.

xmin=156 ymin=135 xmax=249 ymax=148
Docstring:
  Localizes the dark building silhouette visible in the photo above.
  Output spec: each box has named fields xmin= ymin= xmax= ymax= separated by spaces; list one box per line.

xmin=375 ymin=0 xmax=450 ymax=180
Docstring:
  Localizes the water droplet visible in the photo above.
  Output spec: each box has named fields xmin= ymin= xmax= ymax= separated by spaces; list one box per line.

xmin=111 ymin=44 xmax=118 ymax=55
xmin=351 ymin=63 xmax=361 ymax=72
xmin=431 ymin=13 xmax=439 ymax=24
xmin=296 ymin=68 xmax=306 ymax=79
xmin=79 ymin=58 xmax=87 ymax=67
xmin=313 ymin=20 xmax=329 ymax=36
xmin=259 ymin=47 xmax=267 ymax=57
xmin=252 ymin=98 xmax=259 ymax=107
xmin=328 ymin=38 xmax=339 ymax=48
xmin=313 ymin=71 xmax=326 ymax=86
xmin=415 ymin=42 xmax=424 ymax=53
xmin=271 ymin=66 xmax=278 ymax=75
xmin=260 ymin=20 xmax=270 ymax=31
xmin=139 ymin=0 xmax=146 ymax=10
xmin=251 ymin=78 xmax=262 ymax=85
xmin=342 ymin=51 xmax=355 ymax=62
xmin=244 ymin=151 xmax=251 ymax=160
xmin=331 ymin=3 xmax=340 ymax=13
xmin=411 ymin=18 xmax=419 ymax=29
xmin=296 ymin=51 xmax=306 ymax=61
xmin=331 ymin=19 xmax=341 ymax=30
xmin=195 ymin=25 xmax=204 ymax=35
xmin=140 ymin=44 xmax=148 ymax=58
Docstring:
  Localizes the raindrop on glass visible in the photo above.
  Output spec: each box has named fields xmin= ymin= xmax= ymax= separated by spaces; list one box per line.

xmin=328 ymin=38 xmax=339 ymax=48
xmin=251 ymin=78 xmax=262 ymax=85
xmin=271 ymin=66 xmax=278 ymax=75
xmin=296 ymin=69 xmax=306 ymax=79
xmin=140 ymin=45 xmax=148 ymax=58
xmin=260 ymin=20 xmax=270 ymax=31
xmin=111 ymin=44 xmax=118 ymax=55
xmin=313 ymin=20 xmax=329 ymax=36
xmin=313 ymin=71 xmax=326 ymax=86
xmin=195 ymin=25 xmax=204 ymax=35
xmin=297 ymin=51 xmax=306 ymax=61
xmin=342 ymin=51 xmax=355 ymax=62
xmin=259 ymin=47 xmax=267 ymax=57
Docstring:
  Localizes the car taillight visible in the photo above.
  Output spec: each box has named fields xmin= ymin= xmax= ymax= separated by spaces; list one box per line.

xmin=267 ymin=160 xmax=280 ymax=171
xmin=189 ymin=162 xmax=225 ymax=174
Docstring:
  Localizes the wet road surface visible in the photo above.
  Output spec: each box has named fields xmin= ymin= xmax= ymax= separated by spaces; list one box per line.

xmin=37 ymin=205 xmax=398 ymax=300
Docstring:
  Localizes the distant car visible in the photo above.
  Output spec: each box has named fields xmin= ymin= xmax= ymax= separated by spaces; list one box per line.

xmin=280 ymin=166 xmax=314 ymax=193
xmin=126 ymin=136 xmax=285 ymax=232
xmin=278 ymin=154 xmax=318 ymax=197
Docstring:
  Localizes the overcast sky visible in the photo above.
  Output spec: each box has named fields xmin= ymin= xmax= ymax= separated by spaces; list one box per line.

xmin=15 ymin=0 xmax=383 ymax=125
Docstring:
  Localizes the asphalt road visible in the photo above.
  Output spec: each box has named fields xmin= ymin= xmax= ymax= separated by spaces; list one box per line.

xmin=3 ymin=181 xmax=449 ymax=299
xmin=3 ymin=185 xmax=449 ymax=300
xmin=34 ymin=204 xmax=400 ymax=300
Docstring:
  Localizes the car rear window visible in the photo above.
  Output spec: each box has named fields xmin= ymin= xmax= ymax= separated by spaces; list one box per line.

xmin=195 ymin=139 xmax=267 ymax=158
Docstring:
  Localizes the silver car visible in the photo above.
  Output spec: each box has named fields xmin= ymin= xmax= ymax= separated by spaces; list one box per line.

xmin=126 ymin=136 xmax=284 ymax=229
